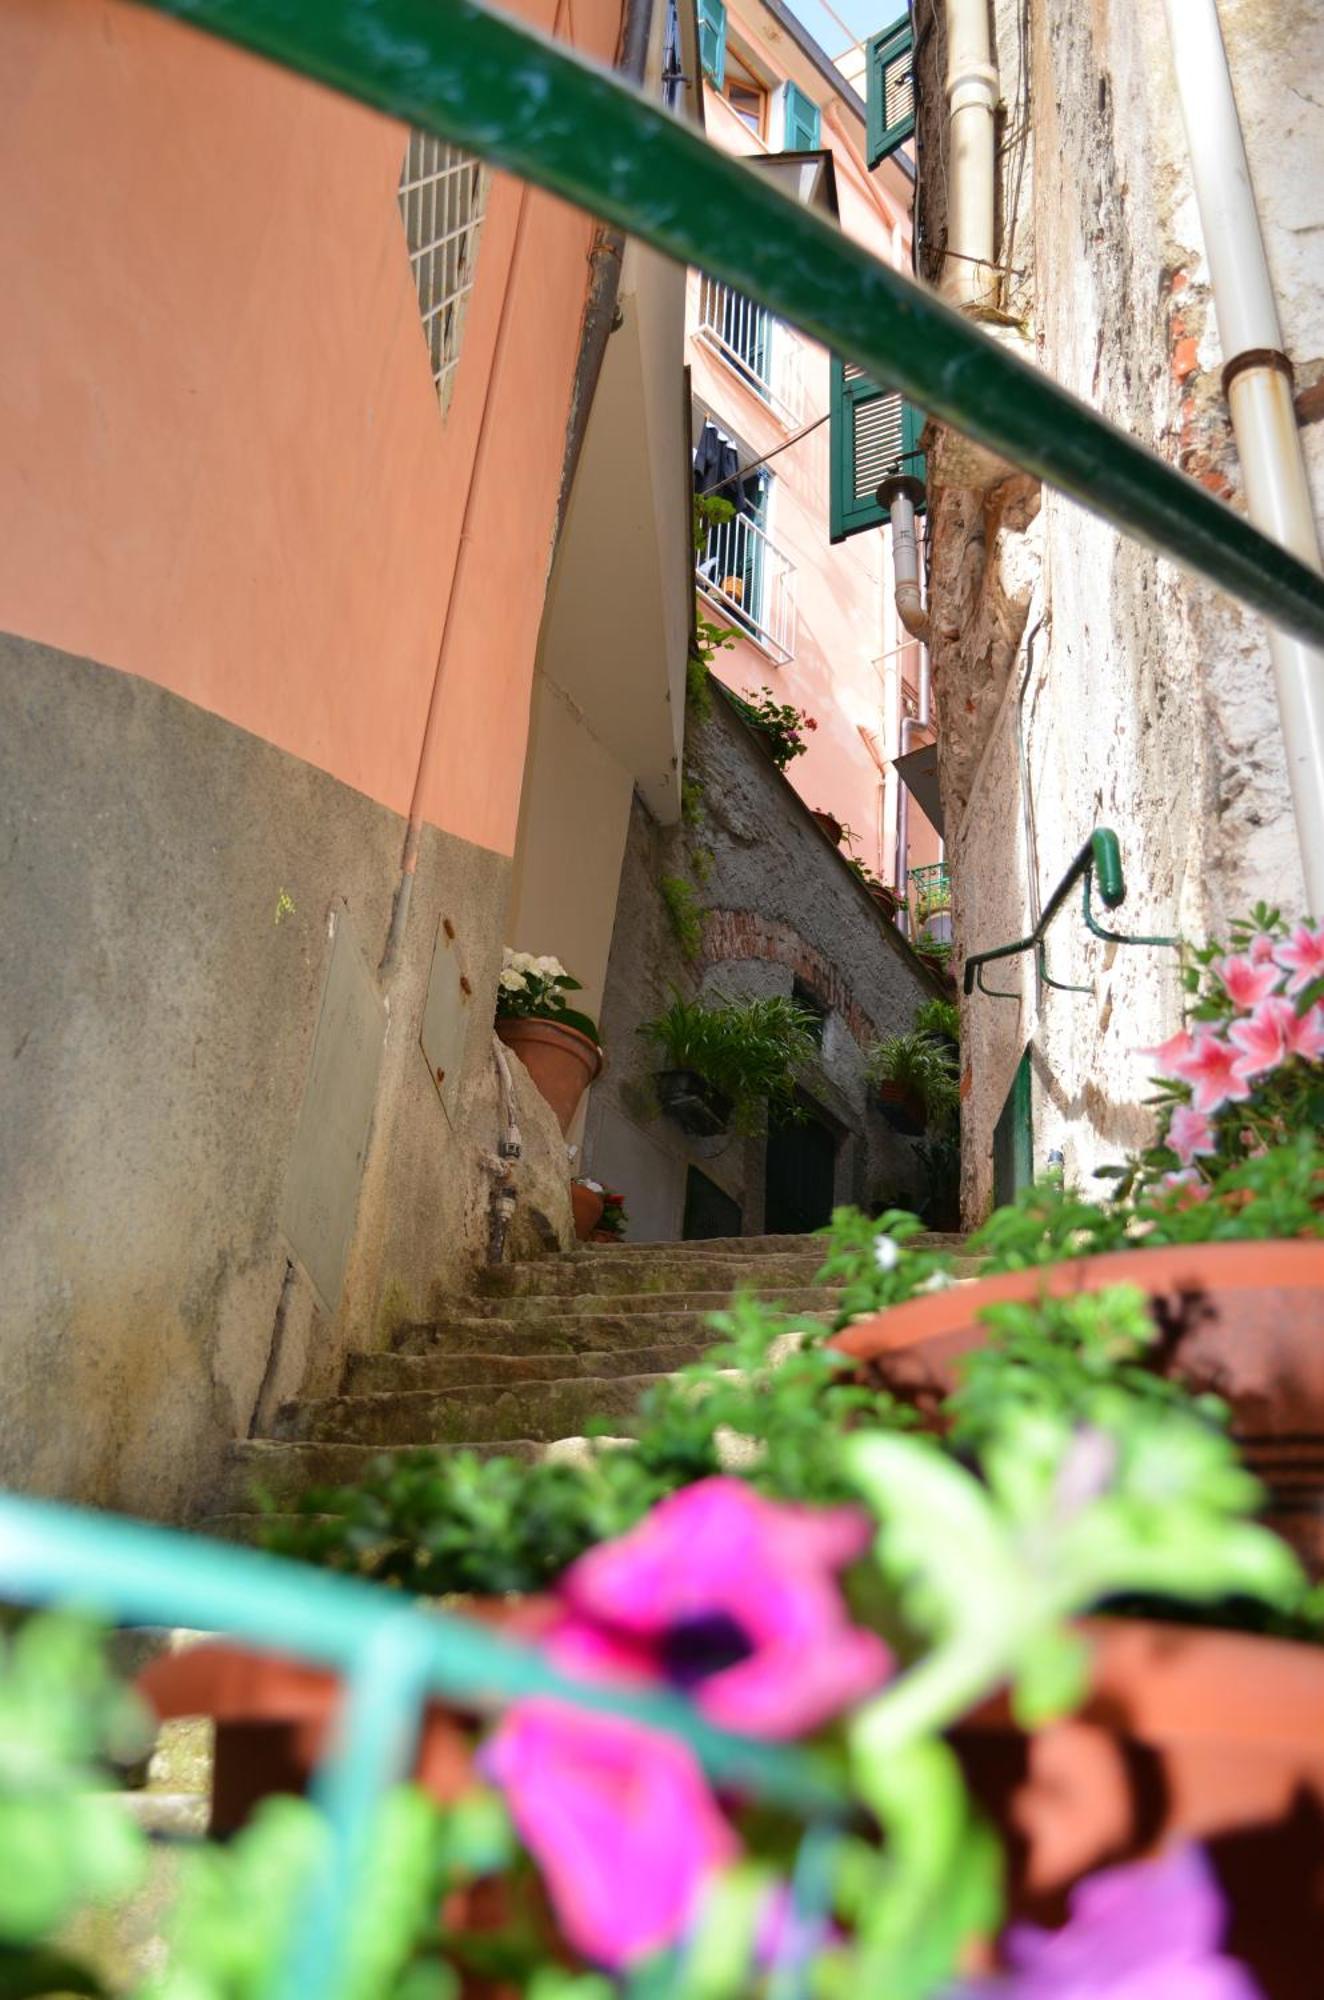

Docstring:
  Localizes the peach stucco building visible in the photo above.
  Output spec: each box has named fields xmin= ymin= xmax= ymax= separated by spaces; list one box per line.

xmin=0 ymin=0 xmax=695 ymax=1516
xmin=686 ymin=0 xmax=941 ymax=899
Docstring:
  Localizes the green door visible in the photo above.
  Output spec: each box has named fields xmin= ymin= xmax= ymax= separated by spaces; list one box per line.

xmin=992 ymin=1049 xmax=1033 ymax=1206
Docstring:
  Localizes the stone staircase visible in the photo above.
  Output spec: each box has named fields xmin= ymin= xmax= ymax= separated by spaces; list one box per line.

xmin=213 ymin=1231 xmax=973 ymax=1522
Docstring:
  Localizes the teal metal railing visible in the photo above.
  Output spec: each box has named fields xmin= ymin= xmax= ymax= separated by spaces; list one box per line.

xmin=908 ymin=862 xmax=951 ymax=925
xmin=130 ymin=0 xmax=1324 ymax=654
xmin=962 ymin=828 xmax=1179 ymax=1000
xmin=0 ymin=1490 xmax=846 ymax=2000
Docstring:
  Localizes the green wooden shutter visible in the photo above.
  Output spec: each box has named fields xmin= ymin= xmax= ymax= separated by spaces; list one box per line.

xmin=866 ymin=17 xmax=915 ymax=169
xmin=698 ymin=0 xmax=726 ymax=87
xmin=782 ymin=81 xmax=820 ymax=151
xmin=829 ymin=357 xmax=927 ymax=542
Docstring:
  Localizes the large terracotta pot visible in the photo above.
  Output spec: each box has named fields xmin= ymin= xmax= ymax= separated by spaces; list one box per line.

xmin=138 ymin=1602 xmax=557 ymax=1835
xmin=831 ymin=1239 xmax=1324 ymax=1570
xmin=571 ymin=1183 xmax=605 ymax=1241
xmin=496 ymin=1018 xmax=602 ymax=1134
xmin=955 ymin=1616 xmax=1324 ymax=1999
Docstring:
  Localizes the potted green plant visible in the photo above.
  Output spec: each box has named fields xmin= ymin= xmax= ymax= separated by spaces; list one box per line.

xmin=494 ymin=949 xmax=603 ymax=1134
xmin=810 ymin=806 xmax=844 ymax=846
xmin=639 ymin=992 xmax=818 ymax=1136
xmin=725 ymin=686 xmax=817 ymax=770
xmin=866 ymin=1028 xmax=959 ymax=1137
xmin=592 ymin=1188 xmax=628 ymax=1242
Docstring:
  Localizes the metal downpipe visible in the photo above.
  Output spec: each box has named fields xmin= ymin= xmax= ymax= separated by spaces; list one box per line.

xmin=1164 ymin=0 xmax=1324 ymax=912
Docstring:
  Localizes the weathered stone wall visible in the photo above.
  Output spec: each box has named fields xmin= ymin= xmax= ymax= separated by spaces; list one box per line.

xmin=915 ymin=0 xmax=1323 ymax=1215
xmin=582 ymin=688 xmax=942 ymax=1239
xmin=0 ymin=637 xmax=570 ymax=1521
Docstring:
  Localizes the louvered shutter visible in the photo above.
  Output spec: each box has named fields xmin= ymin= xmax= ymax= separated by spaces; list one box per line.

xmin=866 ymin=17 xmax=915 ymax=169
xmin=782 ymin=80 xmax=821 ymax=151
xmin=829 ymin=357 xmax=926 ymax=542
xmin=698 ymin=0 xmax=726 ymax=87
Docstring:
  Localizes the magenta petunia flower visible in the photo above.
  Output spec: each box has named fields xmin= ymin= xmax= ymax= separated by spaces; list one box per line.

xmin=555 ymin=1478 xmax=892 ymax=1740
xmin=1164 ymin=1027 xmax=1254 ymax=1115
xmin=1167 ymin=1102 xmax=1217 ymax=1168
xmin=987 ymin=1845 xmax=1265 ymax=1998
xmin=1273 ymin=922 xmax=1324 ymax=997
xmin=481 ymin=1699 xmax=737 ymax=1969
xmin=1213 ymin=953 xmax=1281 ymax=1011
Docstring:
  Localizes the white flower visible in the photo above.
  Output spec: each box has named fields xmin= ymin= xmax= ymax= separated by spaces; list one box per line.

xmin=579 ymin=1178 xmax=604 ymax=1194
xmin=535 ymin=955 xmax=567 ymax=977
xmin=511 ymin=951 xmax=541 ymax=974
xmin=919 ymin=1271 xmax=955 ymax=1294
xmin=873 ymin=1233 xmax=900 ymax=1273
xmin=499 ymin=968 xmax=526 ymax=991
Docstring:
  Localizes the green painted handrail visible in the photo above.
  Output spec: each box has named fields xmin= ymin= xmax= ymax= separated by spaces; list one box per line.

xmin=962 ymin=829 xmax=1179 ymax=1001
xmin=127 ymin=0 xmax=1324 ymax=654
xmin=0 ymin=1491 xmax=847 ymax=2000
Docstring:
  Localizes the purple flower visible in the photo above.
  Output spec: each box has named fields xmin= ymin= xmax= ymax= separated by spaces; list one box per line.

xmin=554 ymin=1477 xmax=892 ymax=1739
xmin=481 ymin=1699 xmax=737 ymax=1969
xmin=963 ymin=1847 xmax=1264 ymax=1998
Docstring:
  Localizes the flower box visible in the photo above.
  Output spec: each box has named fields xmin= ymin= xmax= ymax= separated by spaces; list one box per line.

xmin=655 ymin=1067 xmax=734 ymax=1138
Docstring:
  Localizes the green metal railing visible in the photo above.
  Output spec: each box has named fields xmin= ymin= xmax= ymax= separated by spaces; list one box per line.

xmin=962 ymin=828 xmax=1179 ymax=1000
xmin=0 ymin=1490 xmax=846 ymax=2000
xmin=908 ymin=862 xmax=951 ymax=925
xmin=130 ymin=0 xmax=1324 ymax=654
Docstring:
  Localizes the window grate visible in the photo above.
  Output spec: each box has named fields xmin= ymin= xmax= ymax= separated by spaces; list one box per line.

xmin=398 ymin=133 xmax=488 ymax=411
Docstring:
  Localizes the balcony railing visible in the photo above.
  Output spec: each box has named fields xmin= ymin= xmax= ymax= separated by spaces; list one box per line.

xmin=697 ymin=509 xmax=798 ymax=664
xmin=695 ymin=275 xmax=804 ymax=422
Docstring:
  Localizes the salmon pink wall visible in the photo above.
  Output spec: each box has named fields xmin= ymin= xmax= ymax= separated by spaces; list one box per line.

xmin=691 ymin=10 xmax=923 ymax=884
xmin=0 ymin=0 xmax=617 ymax=858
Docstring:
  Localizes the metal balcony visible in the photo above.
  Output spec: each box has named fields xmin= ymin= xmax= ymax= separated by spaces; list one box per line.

xmin=696 ymin=509 xmax=798 ymax=665
xmin=695 ymin=275 xmax=804 ymax=422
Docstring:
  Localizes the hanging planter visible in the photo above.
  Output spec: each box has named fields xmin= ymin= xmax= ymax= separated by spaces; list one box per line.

xmin=875 ymin=1079 xmax=926 ymax=1136
xmin=655 ymin=1068 xmax=734 ymax=1137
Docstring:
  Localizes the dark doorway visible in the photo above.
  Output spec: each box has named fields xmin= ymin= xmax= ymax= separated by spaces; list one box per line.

xmin=764 ymin=1101 xmax=838 ymax=1234
xmin=683 ymin=1167 xmax=743 ymax=1241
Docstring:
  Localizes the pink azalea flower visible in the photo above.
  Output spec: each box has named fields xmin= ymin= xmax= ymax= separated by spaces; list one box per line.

xmin=1213 ymin=953 xmax=1281 ymax=1010
xmin=986 ymin=1845 xmax=1265 ymax=1998
xmin=1274 ymin=922 xmax=1324 ymax=996
xmin=1228 ymin=996 xmax=1301 ymax=1080
xmin=1167 ymin=1103 xmax=1216 ymax=1168
xmin=1246 ymin=931 xmax=1280 ymax=965
xmin=1156 ymin=1168 xmax=1210 ymax=1200
xmin=1292 ymin=1002 xmax=1324 ymax=1061
xmin=555 ymin=1478 xmax=892 ymax=1740
xmin=1140 ymin=1028 xmax=1196 ymax=1075
xmin=1167 ymin=1027 xmax=1254 ymax=1115
xmin=481 ymin=1700 xmax=737 ymax=1969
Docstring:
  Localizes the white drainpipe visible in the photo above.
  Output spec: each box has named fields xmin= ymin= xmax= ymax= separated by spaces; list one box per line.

xmin=942 ymin=0 xmax=1000 ymax=309
xmin=1164 ymin=0 xmax=1324 ymax=913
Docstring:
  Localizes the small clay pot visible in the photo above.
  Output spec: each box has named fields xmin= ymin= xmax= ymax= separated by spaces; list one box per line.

xmin=831 ymin=1239 xmax=1324 ymax=1571
xmin=571 ymin=1182 xmax=605 ymax=1241
xmin=810 ymin=808 xmax=844 ymax=846
xmin=496 ymin=1018 xmax=603 ymax=1134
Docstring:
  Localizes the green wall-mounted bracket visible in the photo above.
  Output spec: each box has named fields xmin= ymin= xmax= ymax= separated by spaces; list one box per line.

xmin=963 ymin=829 xmax=1179 ymax=1003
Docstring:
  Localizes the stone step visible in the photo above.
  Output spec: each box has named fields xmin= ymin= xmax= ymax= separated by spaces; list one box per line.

xmin=347 ymin=1341 xmax=712 ymax=1395
xmin=393 ymin=1302 xmax=838 ymax=1357
xmin=273 ymin=1374 xmax=670 ymax=1449
xmin=215 ymin=1435 xmax=624 ymax=1513
xmin=462 ymin=1284 xmax=845 ymax=1320
xmin=569 ymin=1230 xmax=969 ymax=1260
xmin=478 ymin=1253 xmax=836 ymax=1298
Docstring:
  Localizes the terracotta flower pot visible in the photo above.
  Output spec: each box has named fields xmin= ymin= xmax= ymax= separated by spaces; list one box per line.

xmin=954 ymin=1615 xmax=1324 ymax=1999
xmin=589 ymin=1228 xmax=618 ymax=1244
xmin=496 ymin=1017 xmax=603 ymax=1134
xmin=138 ymin=1602 xmax=557 ymax=1836
xmin=831 ymin=1239 xmax=1324 ymax=1570
xmin=868 ymin=883 xmax=901 ymax=922
xmin=810 ymin=808 xmax=844 ymax=846
xmin=571 ymin=1183 xmax=605 ymax=1241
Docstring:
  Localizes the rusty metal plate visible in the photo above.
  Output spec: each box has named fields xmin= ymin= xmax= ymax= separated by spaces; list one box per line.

xmin=280 ymin=906 xmax=387 ymax=1313
xmin=420 ymin=914 xmax=474 ymax=1125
